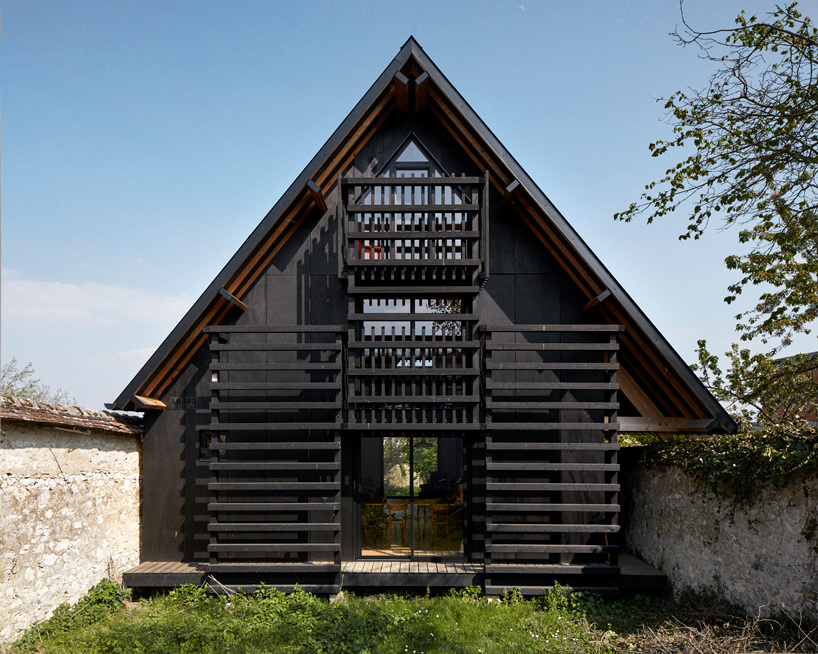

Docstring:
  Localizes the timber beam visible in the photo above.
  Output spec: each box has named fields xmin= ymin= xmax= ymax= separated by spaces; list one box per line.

xmin=582 ymin=289 xmax=612 ymax=313
xmin=394 ymin=72 xmax=410 ymax=112
xmin=499 ymin=180 xmax=521 ymax=213
xmin=131 ymin=395 xmax=167 ymax=411
xmin=218 ymin=288 xmax=248 ymax=312
xmin=414 ymin=71 xmax=430 ymax=111
xmin=305 ymin=180 xmax=327 ymax=213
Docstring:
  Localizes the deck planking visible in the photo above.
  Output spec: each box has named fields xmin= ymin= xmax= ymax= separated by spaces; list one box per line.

xmin=122 ymin=553 xmax=666 ymax=594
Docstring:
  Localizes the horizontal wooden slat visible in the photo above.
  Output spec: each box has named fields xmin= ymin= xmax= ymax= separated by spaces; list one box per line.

xmin=348 ymin=260 xmax=481 ymax=268
xmin=347 ymin=205 xmax=479 ymax=214
xmin=208 ymin=482 xmax=338 ymax=491
xmin=487 ymin=524 xmax=620 ymax=533
xmin=486 ymin=422 xmax=618 ymax=430
xmin=618 ymin=417 xmax=718 ymax=432
xmin=486 ymin=401 xmax=619 ymax=410
xmin=205 ymin=563 xmax=339 ymax=573
xmin=211 ymin=382 xmax=342 ymax=390
xmin=347 ymin=423 xmax=482 ymax=431
xmin=487 ymin=382 xmax=618 ymax=391
xmin=486 ymin=544 xmax=619 ymax=554
xmin=212 ymin=362 xmax=341 ymax=371
xmin=199 ymin=422 xmax=341 ymax=431
xmin=482 ymin=324 xmax=624 ymax=333
xmin=486 ymin=442 xmax=619 ymax=451
xmin=208 ymin=503 xmax=339 ymax=511
xmin=349 ymin=312 xmax=477 ymax=321
xmin=210 ymin=401 xmax=341 ymax=410
xmin=209 ymin=462 xmax=340 ymax=471
xmin=209 ymin=442 xmax=339 ymax=451
xmin=210 ymin=343 xmax=342 ymax=351
xmin=349 ymin=340 xmax=479 ymax=348
xmin=486 ymin=362 xmax=618 ymax=370
xmin=348 ymin=395 xmax=479 ymax=404
xmin=343 ymin=176 xmax=484 ymax=186
xmin=204 ymin=325 xmax=345 ymax=333
xmin=486 ymin=463 xmax=619 ymax=472
xmin=346 ymin=219 xmax=480 ymax=229
xmin=486 ymin=343 xmax=618 ymax=351
xmin=346 ymin=285 xmax=480 ymax=295
xmin=348 ymin=368 xmax=479 ymax=377
xmin=485 ymin=564 xmax=619 ymax=575
xmin=208 ymin=544 xmax=340 ymax=553
xmin=487 ymin=503 xmax=620 ymax=512
xmin=208 ymin=523 xmax=339 ymax=532
xmin=487 ymin=482 xmax=620 ymax=491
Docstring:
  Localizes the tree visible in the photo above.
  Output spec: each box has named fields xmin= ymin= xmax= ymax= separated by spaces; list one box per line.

xmin=694 ymin=341 xmax=816 ymax=426
xmin=0 ymin=357 xmax=76 ymax=405
xmin=615 ymin=2 xmax=818 ymax=423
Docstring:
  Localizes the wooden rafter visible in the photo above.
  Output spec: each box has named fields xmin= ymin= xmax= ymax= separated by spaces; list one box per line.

xmin=394 ymin=72 xmax=410 ymax=112
xmin=414 ymin=71 xmax=430 ymax=111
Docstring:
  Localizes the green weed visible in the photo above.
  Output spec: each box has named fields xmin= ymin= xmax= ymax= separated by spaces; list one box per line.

xmin=11 ymin=580 xmax=816 ymax=653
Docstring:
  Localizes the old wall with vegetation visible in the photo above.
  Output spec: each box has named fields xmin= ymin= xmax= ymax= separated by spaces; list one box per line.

xmin=623 ymin=449 xmax=817 ymax=620
xmin=0 ymin=399 xmax=141 ymax=643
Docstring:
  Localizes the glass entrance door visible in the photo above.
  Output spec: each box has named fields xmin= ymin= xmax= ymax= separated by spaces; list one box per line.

xmin=359 ymin=436 xmax=464 ymax=560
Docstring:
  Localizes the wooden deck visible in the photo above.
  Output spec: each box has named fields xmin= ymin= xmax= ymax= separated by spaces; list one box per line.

xmin=123 ymin=553 xmax=667 ymax=595
xmin=123 ymin=561 xmax=207 ymax=588
xmin=341 ymin=559 xmax=482 ymax=589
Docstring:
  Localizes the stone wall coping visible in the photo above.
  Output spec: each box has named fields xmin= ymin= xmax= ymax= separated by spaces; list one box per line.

xmin=1 ymin=395 xmax=142 ymax=436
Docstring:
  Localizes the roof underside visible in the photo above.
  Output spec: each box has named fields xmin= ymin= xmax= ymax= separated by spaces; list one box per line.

xmin=113 ymin=38 xmax=735 ymax=432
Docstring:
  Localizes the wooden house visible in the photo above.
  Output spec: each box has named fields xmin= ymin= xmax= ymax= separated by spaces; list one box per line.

xmin=115 ymin=38 xmax=735 ymax=596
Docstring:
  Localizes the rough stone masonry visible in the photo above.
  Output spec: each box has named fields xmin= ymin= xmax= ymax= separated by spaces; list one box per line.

xmin=625 ymin=464 xmax=818 ymax=621
xmin=0 ymin=396 xmax=141 ymax=643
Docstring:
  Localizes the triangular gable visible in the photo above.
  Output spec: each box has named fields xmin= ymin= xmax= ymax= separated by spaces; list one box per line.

xmin=112 ymin=37 xmax=735 ymax=433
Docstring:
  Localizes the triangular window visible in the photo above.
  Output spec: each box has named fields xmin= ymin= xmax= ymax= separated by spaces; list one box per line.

xmin=378 ymin=136 xmax=445 ymax=179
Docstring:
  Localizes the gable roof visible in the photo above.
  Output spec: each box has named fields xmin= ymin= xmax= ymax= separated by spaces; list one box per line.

xmin=111 ymin=37 xmax=736 ymax=433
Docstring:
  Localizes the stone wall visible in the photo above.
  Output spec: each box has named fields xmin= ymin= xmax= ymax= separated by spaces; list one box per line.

xmin=624 ymin=463 xmax=818 ymax=620
xmin=0 ymin=420 xmax=141 ymax=643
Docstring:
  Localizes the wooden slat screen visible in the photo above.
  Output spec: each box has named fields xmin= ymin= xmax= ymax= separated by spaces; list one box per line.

xmin=481 ymin=324 xmax=623 ymax=595
xmin=201 ymin=325 xmax=345 ymax=591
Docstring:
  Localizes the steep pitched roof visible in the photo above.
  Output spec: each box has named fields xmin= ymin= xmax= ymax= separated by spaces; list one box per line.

xmin=112 ymin=37 xmax=735 ymax=432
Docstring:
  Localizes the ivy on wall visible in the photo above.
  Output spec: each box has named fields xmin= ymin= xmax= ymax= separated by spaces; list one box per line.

xmin=620 ymin=422 xmax=818 ymax=509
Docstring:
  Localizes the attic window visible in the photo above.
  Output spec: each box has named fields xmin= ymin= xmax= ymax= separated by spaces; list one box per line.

xmin=395 ymin=141 xmax=427 ymax=164
xmin=380 ymin=137 xmax=440 ymax=179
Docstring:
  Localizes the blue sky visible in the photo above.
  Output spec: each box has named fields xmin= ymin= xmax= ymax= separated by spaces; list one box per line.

xmin=2 ymin=0 xmax=816 ymax=408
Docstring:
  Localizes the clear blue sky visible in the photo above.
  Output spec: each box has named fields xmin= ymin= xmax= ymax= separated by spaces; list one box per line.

xmin=2 ymin=0 xmax=816 ymax=408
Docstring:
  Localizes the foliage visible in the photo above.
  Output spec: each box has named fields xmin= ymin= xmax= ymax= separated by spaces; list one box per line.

xmin=14 ymin=579 xmax=130 ymax=652
xmin=693 ymin=340 xmax=817 ymax=425
xmin=616 ymin=3 xmax=818 ymax=350
xmin=383 ymin=436 xmax=438 ymax=495
xmin=427 ymin=297 xmax=463 ymax=337
xmin=0 ymin=357 xmax=76 ymax=405
xmin=637 ymin=420 xmax=818 ymax=509
xmin=12 ymin=582 xmax=818 ymax=653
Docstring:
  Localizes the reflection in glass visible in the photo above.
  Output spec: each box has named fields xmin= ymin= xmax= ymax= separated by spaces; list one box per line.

xmin=360 ymin=436 xmax=464 ymax=559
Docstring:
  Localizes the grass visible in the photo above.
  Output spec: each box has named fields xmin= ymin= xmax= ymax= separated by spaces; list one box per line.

xmin=6 ymin=580 xmax=817 ymax=654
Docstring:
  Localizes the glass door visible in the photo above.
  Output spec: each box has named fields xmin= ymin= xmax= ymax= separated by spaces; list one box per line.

xmin=359 ymin=436 xmax=464 ymax=560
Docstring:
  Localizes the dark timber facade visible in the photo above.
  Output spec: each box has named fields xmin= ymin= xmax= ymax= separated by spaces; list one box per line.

xmin=116 ymin=39 xmax=735 ymax=596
